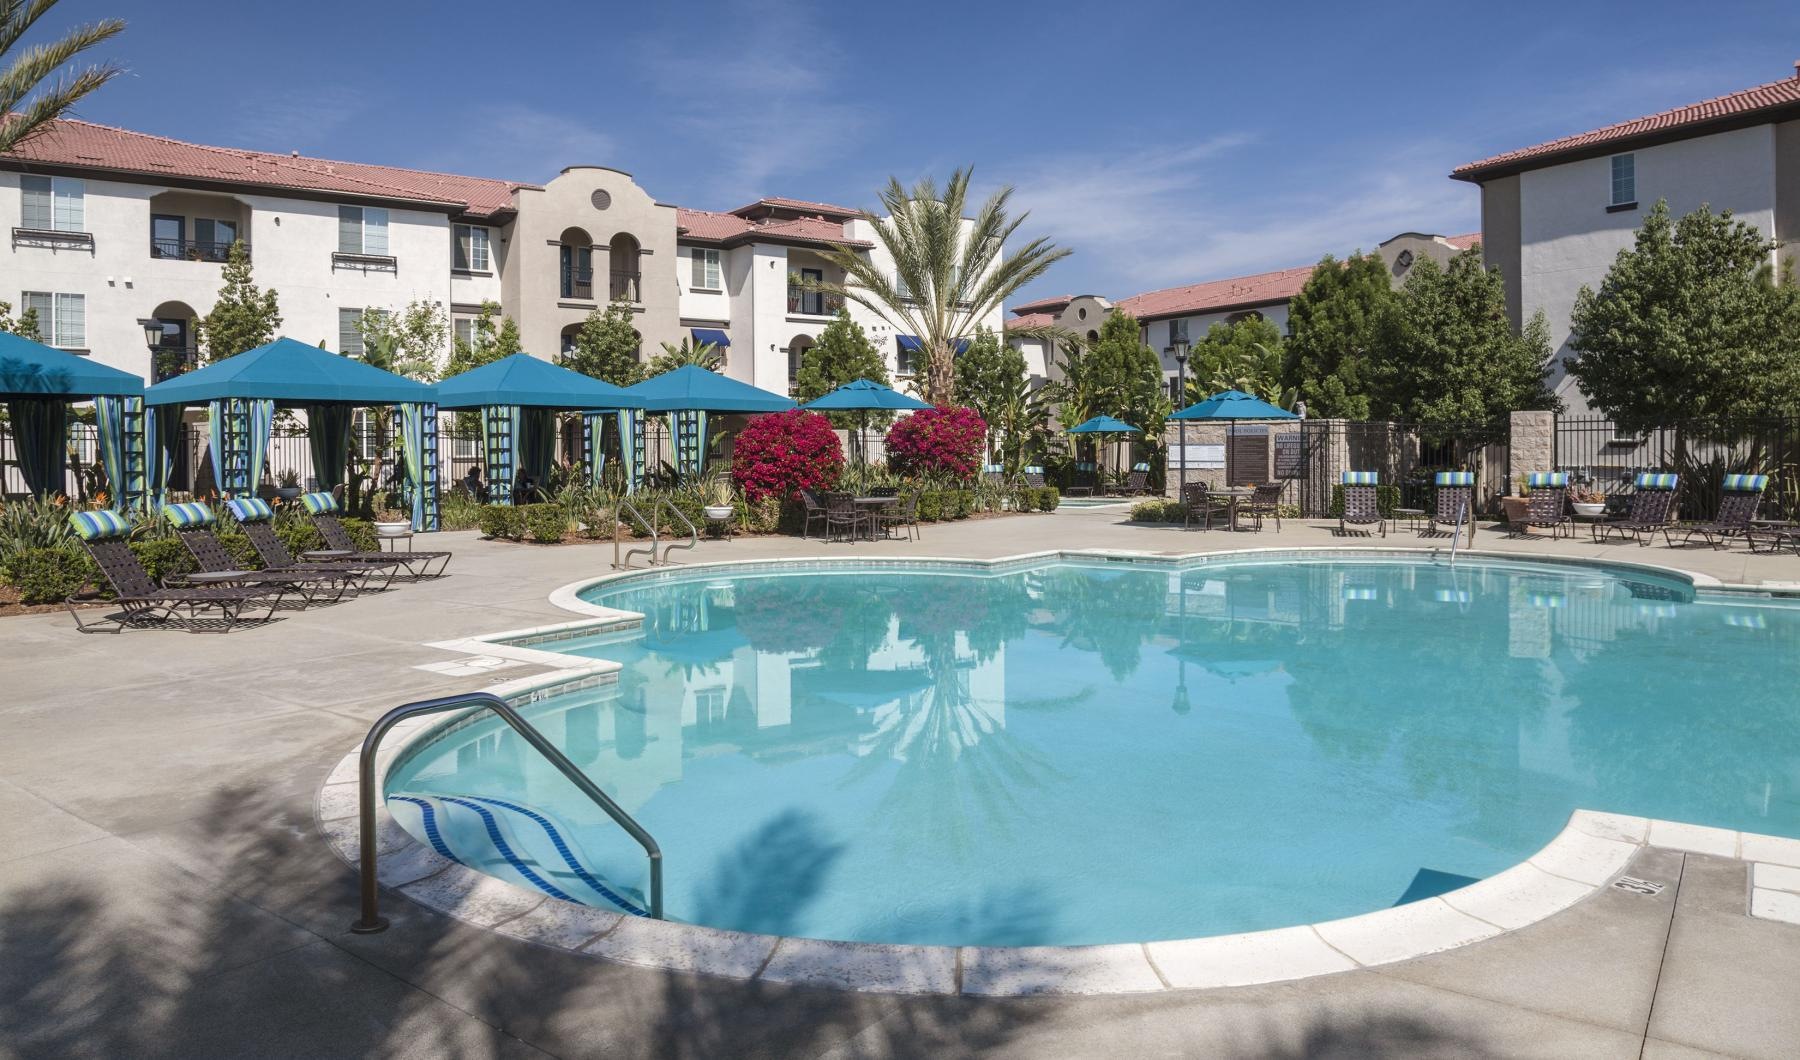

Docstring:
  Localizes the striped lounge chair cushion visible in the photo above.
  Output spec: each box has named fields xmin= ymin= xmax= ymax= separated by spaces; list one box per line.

xmin=1526 ymin=472 xmax=1568 ymax=488
xmin=163 ymin=501 xmax=216 ymax=528
xmin=1133 ymin=462 xmax=1149 ymax=472
xmin=1634 ymin=473 xmax=1679 ymax=490
xmin=1075 ymin=462 xmax=1096 ymax=471
xmin=299 ymin=491 xmax=340 ymax=514
xmin=982 ymin=463 xmax=1003 ymax=474
xmin=1024 ymin=466 xmax=1044 ymax=474
xmin=1722 ymin=473 xmax=1769 ymax=492
xmin=1341 ymin=471 xmax=1379 ymax=485
xmin=227 ymin=498 xmax=275 ymax=523
xmin=1434 ymin=472 xmax=1475 ymax=486
xmin=68 ymin=509 xmax=131 ymax=540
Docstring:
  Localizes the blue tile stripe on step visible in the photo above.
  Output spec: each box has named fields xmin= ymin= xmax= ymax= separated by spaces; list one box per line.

xmin=435 ymin=795 xmax=582 ymax=903
xmin=463 ymin=795 xmax=650 ymax=917
xmin=388 ymin=795 xmax=459 ymax=860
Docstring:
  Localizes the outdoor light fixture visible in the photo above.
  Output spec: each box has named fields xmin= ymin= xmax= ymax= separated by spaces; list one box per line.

xmin=138 ymin=318 xmax=163 ymax=347
xmin=1172 ymin=339 xmax=1191 ymax=495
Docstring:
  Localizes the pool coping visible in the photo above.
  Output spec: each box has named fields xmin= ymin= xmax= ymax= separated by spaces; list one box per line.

xmin=320 ymin=545 xmax=1800 ymax=997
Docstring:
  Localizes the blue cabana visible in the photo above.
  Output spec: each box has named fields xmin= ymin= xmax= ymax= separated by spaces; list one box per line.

xmin=0 ymin=333 xmax=147 ymax=507
xmin=620 ymin=365 xmax=795 ymax=485
xmin=436 ymin=353 xmax=639 ymax=503
xmin=144 ymin=337 xmax=440 ymax=530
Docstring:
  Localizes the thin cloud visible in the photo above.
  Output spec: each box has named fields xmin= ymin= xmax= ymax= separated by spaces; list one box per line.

xmin=229 ymin=88 xmax=366 ymax=153
xmin=425 ymin=103 xmax=617 ymax=185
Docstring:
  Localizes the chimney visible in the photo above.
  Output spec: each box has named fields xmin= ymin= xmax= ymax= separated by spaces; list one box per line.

xmin=1794 ymin=59 xmax=1800 ymax=80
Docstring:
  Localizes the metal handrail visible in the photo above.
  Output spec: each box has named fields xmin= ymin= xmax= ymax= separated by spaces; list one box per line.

xmin=1449 ymin=499 xmax=1469 ymax=566
xmin=614 ymin=497 xmax=659 ymax=569
xmin=350 ymin=691 xmax=663 ymax=933
xmin=656 ymin=497 xmax=698 ymax=563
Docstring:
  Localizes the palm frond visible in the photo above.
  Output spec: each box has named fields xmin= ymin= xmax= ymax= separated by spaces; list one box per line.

xmin=0 ymin=12 xmax=125 ymax=155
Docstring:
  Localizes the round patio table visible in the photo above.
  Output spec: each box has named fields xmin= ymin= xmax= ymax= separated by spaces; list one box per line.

xmin=855 ymin=496 xmax=896 ymax=540
xmin=1214 ymin=487 xmax=1252 ymax=531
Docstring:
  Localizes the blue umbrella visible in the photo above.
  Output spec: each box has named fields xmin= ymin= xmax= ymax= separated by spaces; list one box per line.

xmin=1170 ymin=390 xmax=1296 ymax=486
xmin=1066 ymin=416 xmax=1142 ymax=482
xmin=803 ymin=378 xmax=931 ymax=465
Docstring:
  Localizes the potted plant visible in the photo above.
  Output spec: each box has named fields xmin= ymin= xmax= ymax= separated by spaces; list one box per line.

xmin=1500 ymin=472 xmax=1531 ymax=526
xmin=700 ymin=472 xmax=735 ymax=522
xmin=1569 ymin=484 xmax=1607 ymax=518
xmin=373 ymin=493 xmax=412 ymax=538
xmin=274 ymin=468 xmax=302 ymax=500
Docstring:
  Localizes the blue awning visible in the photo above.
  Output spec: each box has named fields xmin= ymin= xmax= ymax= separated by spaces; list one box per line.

xmin=691 ymin=328 xmax=730 ymax=348
xmin=896 ymin=335 xmax=923 ymax=352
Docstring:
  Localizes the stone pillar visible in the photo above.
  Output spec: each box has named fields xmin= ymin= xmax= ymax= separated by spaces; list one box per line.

xmin=1510 ymin=410 xmax=1554 ymax=480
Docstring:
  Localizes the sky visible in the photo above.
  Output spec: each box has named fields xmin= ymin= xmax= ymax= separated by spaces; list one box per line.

xmin=41 ymin=0 xmax=1800 ymax=304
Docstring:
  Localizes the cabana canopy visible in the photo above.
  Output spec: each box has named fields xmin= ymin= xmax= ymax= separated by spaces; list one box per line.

xmin=622 ymin=364 xmax=795 ymax=414
xmin=143 ymin=337 xmax=433 ymax=407
xmin=0 ymin=332 xmax=143 ymax=398
xmin=1171 ymin=389 xmax=1297 ymax=421
xmin=802 ymin=377 xmax=931 ymax=413
xmin=435 ymin=353 xmax=639 ymax=410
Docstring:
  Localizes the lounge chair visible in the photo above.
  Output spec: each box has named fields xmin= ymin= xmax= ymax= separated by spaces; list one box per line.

xmin=797 ymin=489 xmax=829 ymax=539
xmin=1672 ymin=473 xmax=1767 ymax=549
xmin=299 ymin=492 xmax=451 ymax=578
xmin=1068 ymin=462 xmax=1097 ymax=497
xmin=1240 ymin=483 xmax=1284 ymax=532
xmin=1338 ymin=471 xmax=1386 ymax=537
xmin=65 ymin=509 xmax=288 ymax=633
xmin=1121 ymin=463 xmax=1151 ymax=496
xmin=164 ymin=501 xmax=353 ymax=606
xmin=225 ymin=498 xmax=401 ymax=590
xmin=1424 ymin=471 xmax=1476 ymax=542
xmin=1022 ymin=466 xmax=1046 ymax=489
xmin=1591 ymin=474 xmax=1680 ymax=546
xmin=1516 ymin=472 xmax=1573 ymax=538
xmin=1182 ymin=482 xmax=1231 ymax=530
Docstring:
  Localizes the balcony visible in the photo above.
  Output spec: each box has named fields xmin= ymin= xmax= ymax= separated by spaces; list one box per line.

xmin=562 ymin=267 xmax=594 ymax=301
xmin=150 ymin=238 xmax=243 ymax=263
xmin=787 ymin=286 xmax=842 ymax=317
xmin=151 ymin=344 xmax=199 ymax=383
xmin=610 ymin=270 xmax=641 ymax=303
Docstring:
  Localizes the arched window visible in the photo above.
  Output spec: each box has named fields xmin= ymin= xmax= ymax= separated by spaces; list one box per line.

xmin=559 ymin=227 xmax=593 ymax=300
xmin=609 ymin=233 xmax=641 ymax=301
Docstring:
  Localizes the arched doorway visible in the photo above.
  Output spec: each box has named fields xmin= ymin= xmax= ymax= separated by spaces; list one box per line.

xmin=148 ymin=300 xmax=199 ymax=382
xmin=609 ymin=233 xmax=641 ymax=302
xmin=560 ymin=323 xmax=583 ymax=357
xmin=559 ymin=227 xmax=593 ymax=300
xmin=786 ymin=334 xmax=815 ymax=393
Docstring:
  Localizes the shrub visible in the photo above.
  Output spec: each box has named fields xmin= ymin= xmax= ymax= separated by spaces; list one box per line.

xmin=440 ymin=489 xmax=484 ymax=532
xmin=1329 ymin=484 xmax=1402 ymax=518
xmin=338 ymin=517 xmax=380 ymax=552
xmin=478 ymin=504 xmax=523 ymax=540
xmin=1034 ymin=486 xmax=1061 ymax=512
xmin=914 ymin=490 xmax=942 ymax=522
xmin=0 ymin=496 xmax=76 ymax=572
xmin=521 ymin=503 xmax=570 ymax=544
xmin=1131 ymin=499 xmax=1179 ymax=522
xmin=732 ymin=409 xmax=844 ymax=502
xmin=129 ymin=537 xmax=196 ymax=583
xmin=737 ymin=495 xmax=783 ymax=534
xmin=885 ymin=406 xmax=986 ymax=480
xmin=3 ymin=546 xmax=93 ymax=604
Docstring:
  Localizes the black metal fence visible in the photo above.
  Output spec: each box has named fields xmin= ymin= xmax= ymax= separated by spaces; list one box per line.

xmin=1289 ymin=419 xmax=1510 ymax=516
xmin=1555 ymin=414 xmax=1800 ymax=519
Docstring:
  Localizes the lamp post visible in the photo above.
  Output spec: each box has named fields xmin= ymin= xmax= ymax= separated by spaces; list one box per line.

xmin=1170 ymin=339 xmax=1190 ymax=497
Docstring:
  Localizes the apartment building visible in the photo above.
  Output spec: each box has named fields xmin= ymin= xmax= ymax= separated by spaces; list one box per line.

xmin=0 ymin=119 xmax=1001 ymax=393
xmin=1453 ymin=63 xmax=1800 ymax=411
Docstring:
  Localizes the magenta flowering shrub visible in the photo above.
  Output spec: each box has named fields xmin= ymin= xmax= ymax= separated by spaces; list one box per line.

xmin=884 ymin=405 xmax=987 ymax=480
xmin=731 ymin=409 xmax=844 ymax=502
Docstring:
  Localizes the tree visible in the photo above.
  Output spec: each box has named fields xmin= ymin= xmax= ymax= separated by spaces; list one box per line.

xmin=1281 ymin=252 xmax=1392 ymax=418
xmin=1567 ymin=200 xmax=1800 ymax=433
xmin=0 ymin=2 xmax=124 ymax=156
xmin=794 ymin=310 xmax=890 ymax=429
xmin=355 ymin=300 xmax=448 ymax=381
xmin=805 ymin=168 xmax=1070 ymax=404
xmin=731 ymin=410 xmax=843 ymax=501
xmin=987 ymin=369 xmax=1053 ymax=473
xmin=195 ymin=241 xmax=281 ymax=361
xmin=444 ymin=300 xmax=521 ymax=379
xmin=646 ymin=337 xmax=722 ymax=378
xmin=952 ymin=326 xmax=1025 ymax=438
xmin=1372 ymin=248 xmax=1556 ymax=436
xmin=1185 ymin=316 xmax=1289 ymax=406
xmin=0 ymin=299 xmax=40 ymax=339
xmin=1049 ymin=311 xmax=1170 ymax=472
xmin=558 ymin=298 xmax=641 ymax=386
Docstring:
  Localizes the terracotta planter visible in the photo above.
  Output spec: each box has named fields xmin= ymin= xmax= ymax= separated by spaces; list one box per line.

xmin=1500 ymin=496 xmax=1530 ymax=527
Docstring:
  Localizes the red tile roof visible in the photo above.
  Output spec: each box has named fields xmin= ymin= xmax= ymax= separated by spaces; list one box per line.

xmin=675 ymin=207 xmax=871 ymax=249
xmin=1010 ymin=294 xmax=1075 ymax=313
xmin=1444 ymin=232 xmax=1481 ymax=250
xmin=1453 ymin=73 xmax=1800 ymax=179
xmin=731 ymin=196 xmax=862 ymax=219
xmin=2 ymin=118 xmax=529 ymax=217
xmin=1003 ymin=311 xmax=1057 ymax=330
xmin=1115 ymin=264 xmax=1318 ymax=321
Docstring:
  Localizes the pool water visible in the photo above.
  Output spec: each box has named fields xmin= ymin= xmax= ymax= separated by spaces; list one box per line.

xmin=384 ymin=558 xmax=1800 ymax=946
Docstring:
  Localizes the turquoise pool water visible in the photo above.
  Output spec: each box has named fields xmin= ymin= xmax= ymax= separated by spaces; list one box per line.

xmin=384 ymin=557 xmax=1800 ymax=946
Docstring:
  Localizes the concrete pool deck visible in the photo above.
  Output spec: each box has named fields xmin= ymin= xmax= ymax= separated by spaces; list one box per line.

xmin=4 ymin=507 xmax=1800 ymax=1057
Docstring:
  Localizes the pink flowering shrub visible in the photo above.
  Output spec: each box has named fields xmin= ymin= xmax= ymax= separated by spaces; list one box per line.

xmin=732 ymin=409 xmax=844 ymax=501
xmin=884 ymin=405 xmax=987 ymax=480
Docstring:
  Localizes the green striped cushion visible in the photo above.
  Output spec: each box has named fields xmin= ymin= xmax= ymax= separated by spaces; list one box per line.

xmin=1024 ymin=466 xmax=1044 ymax=474
xmin=68 ymin=509 xmax=131 ymax=541
xmin=982 ymin=463 xmax=1003 ymax=474
xmin=1132 ymin=462 xmax=1149 ymax=472
xmin=1635 ymin=473 xmax=1679 ymax=490
xmin=1435 ymin=472 xmax=1474 ymax=486
xmin=1075 ymin=462 xmax=1096 ymax=471
xmin=1527 ymin=472 xmax=1568 ymax=488
xmin=1722 ymin=473 xmax=1768 ymax=492
xmin=227 ymin=498 xmax=274 ymax=523
xmin=1341 ymin=471 xmax=1378 ymax=485
xmin=300 ymin=491 xmax=339 ymax=514
xmin=163 ymin=501 xmax=215 ymax=528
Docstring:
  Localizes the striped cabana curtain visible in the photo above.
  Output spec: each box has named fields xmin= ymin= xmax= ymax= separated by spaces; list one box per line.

xmin=582 ymin=412 xmax=609 ymax=487
xmin=616 ymin=408 xmax=644 ymax=494
xmin=5 ymin=398 xmax=67 ymax=497
xmin=148 ymin=404 xmax=182 ymax=509
xmin=395 ymin=401 xmax=439 ymax=530
xmin=93 ymin=395 xmax=150 ymax=512
xmin=481 ymin=404 xmax=519 ymax=505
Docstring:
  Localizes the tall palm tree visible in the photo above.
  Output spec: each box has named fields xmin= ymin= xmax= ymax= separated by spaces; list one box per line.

xmin=647 ymin=338 xmax=723 ymax=377
xmin=808 ymin=169 xmax=1069 ymax=405
xmin=0 ymin=2 xmax=125 ymax=155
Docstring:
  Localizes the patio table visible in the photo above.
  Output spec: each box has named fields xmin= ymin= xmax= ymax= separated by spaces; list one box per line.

xmin=1214 ymin=487 xmax=1252 ymax=531
xmin=854 ymin=496 xmax=896 ymax=540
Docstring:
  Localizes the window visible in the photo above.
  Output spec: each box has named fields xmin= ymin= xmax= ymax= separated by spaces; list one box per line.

xmin=151 ymin=214 xmax=184 ymax=257
xmin=454 ymin=317 xmax=476 ymax=348
xmin=1610 ymin=154 xmax=1635 ymax=207
xmin=1168 ymin=319 xmax=1189 ymax=346
xmin=21 ymin=176 xmax=84 ymax=232
xmin=690 ymin=248 xmax=721 ymax=290
xmin=195 ymin=218 xmax=237 ymax=254
xmin=561 ymin=243 xmax=593 ymax=299
xmin=338 ymin=205 xmax=390 ymax=255
xmin=22 ymin=291 xmax=84 ymax=348
xmin=897 ymin=343 xmax=915 ymax=376
xmin=453 ymin=224 xmax=490 ymax=271
xmin=895 ymin=270 xmax=911 ymax=301
xmin=799 ymin=267 xmax=824 ymax=315
xmin=338 ymin=308 xmax=387 ymax=357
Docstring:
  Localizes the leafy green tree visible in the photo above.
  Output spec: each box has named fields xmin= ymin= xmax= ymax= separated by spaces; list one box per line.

xmin=647 ymin=337 xmax=722 ymax=378
xmin=0 ymin=300 xmax=40 ymax=339
xmin=988 ymin=370 xmax=1053 ymax=472
xmin=1373 ymin=248 xmax=1556 ymax=436
xmin=1050 ymin=311 xmax=1169 ymax=472
xmin=355 ymin=299 xmax=448 ymax=381
xmin=0 ymin=2 xmax=124 ymax=155
xmin=806 ymin=168 xmax=1069 ymax=404
xmin=794 ymin=310 xmax=890 ymax=428
xmin=1185 ymin=316 xmax=1289 ymax=406
xmin=1567 ymin=200 xmax=1800 ymax=433
xmin=445 ymin=300 xmax=522 ymax=379
xmin=952 ymin=326 xmax=1024 ymax=435
xmin=195 ymin=241 xmax=281 ymax=361
xmin=1281 ymin=252 xmax=1391 ymax=418
xmin=558 ymin=298 xmax=641 ymax=385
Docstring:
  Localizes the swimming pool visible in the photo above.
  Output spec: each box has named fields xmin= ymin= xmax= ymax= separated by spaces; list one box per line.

xmin=383 ymin=555 xmax=1800 ymax=947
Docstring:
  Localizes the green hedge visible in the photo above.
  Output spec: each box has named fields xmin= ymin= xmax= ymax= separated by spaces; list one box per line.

xmin=521 ymin=503 xmax=570 ymax=544
xmin=478 ymin=504 xmax=524 ymax=540
xmin=1329 ymin=484 xmax=1402 ymax=518
xmin=3 ymin=547 xmax=93 ymax=604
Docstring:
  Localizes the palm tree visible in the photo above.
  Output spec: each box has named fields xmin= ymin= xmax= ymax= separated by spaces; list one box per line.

xmin=0 ymin=2 xmax=125 ymax=155
xmin=807 ymin=169 xmax=1069 ymax=405
xmin=646 ymin=338 xmax=723 ymax=377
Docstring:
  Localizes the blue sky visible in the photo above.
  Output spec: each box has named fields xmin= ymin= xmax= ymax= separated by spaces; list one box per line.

xmin=48 ymin=0 xmax=1800 ymax=302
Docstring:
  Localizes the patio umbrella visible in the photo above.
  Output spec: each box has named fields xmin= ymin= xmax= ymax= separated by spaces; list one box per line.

xmin=801 ymin=377 xmax=931 ymax=466
xmin=1067 ymin=415 xmax=1142 ymax=481
xmin=1170 ymin=389 xmax=1297 ymax=485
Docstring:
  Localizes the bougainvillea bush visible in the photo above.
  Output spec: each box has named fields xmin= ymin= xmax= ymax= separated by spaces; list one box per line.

xmin=732 ymin=409 xmax=844 ymax=501
xmin=884 ymin=405 xmax=987 ymax=480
